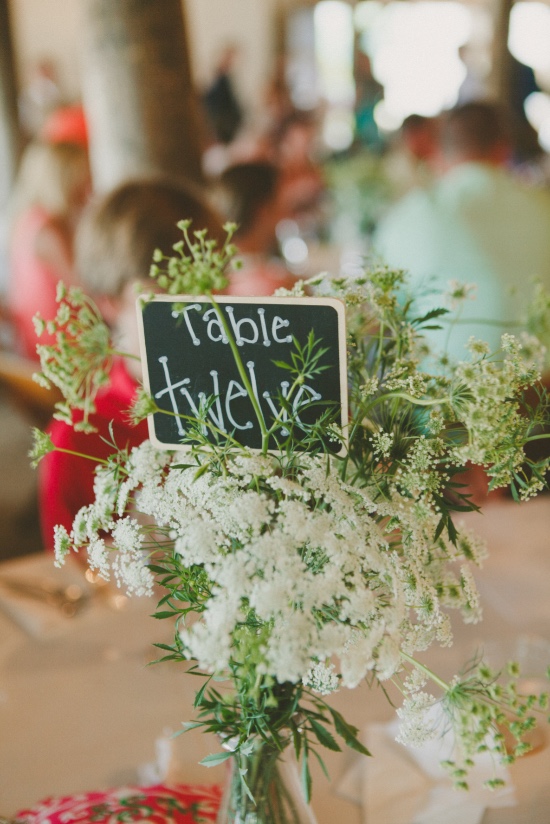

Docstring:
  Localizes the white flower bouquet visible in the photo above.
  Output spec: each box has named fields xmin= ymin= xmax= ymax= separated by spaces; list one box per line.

xmin=31 ymin=223 xmax=550 ymax=822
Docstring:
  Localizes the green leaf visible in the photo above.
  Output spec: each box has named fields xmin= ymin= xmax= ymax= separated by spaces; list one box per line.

xmin=309 ymin=718 xmax=341 ymax=752
xmin=200 ymin=751 xmax=234 ymax=767
xmin=301 ymin=749 xmax=312 ymax=803
xmin=330 ymin=709 xmax=371 ymax=756
xmin=147 ymin=564 xmax=170 ymax=575
xmin=411 ymin=307 xmax=449 ymax=327
xmin=193 ymin=676 xmax=212 ymax=708
xmin=194 ymin=463 xmax=211 ymax=480
xmin=290 ymin=722 xmax=302 ymax=761
xmin=434 ymin=516 xmax=445 ymax=542
xmin=180 ymin=721 xmax=204 ymax=732
xmin=149 ymin=653 xmax=182 ymax=664
xmin=239 ymin=772 xmax=255 ymax=804
xmin=311 ymin=746 xmax=330 ymax=780
xmin=512 ymin=471 xmax=529 ymax=489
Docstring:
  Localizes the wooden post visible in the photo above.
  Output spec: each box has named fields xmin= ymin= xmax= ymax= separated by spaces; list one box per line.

xmin=81 ymin=0 xmax=204 ymax=192
xmin=0 ymin=0 xmax=21 ymax=212
xmin=490 ymin=0 xmax=515 ymax=105
xmin=273 ymin=0 xmax=289 ymax=59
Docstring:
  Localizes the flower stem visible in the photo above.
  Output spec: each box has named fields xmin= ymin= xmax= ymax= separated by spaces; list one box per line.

xmin=150 ymin=401 xmax=244 ymax=447
xmin=209 ymin=294 xmax=270 ymax=453
xmin=370 ymin=392 xmax=448 ymax=408
xmin=400 ymin=651 xmax=450 ymax=692
xmin=53 ymin=447 xmax=110 ymax=464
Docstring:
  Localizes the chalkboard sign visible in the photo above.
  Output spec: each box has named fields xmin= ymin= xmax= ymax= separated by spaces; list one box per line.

xmin=137 ymin=295 xmax=347 ymax=452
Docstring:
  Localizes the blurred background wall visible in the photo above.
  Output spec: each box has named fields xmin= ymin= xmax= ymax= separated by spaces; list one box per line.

xmin=9 ymin=0 xmax=84 ymax=102
xmin=7 ymin=0 xmax=550 ymax=153
xmin=8 ymin=0 xmax=280 ymax=119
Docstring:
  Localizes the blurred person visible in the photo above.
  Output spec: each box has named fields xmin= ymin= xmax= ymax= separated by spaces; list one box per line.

xmin=18 ymin=58 xmax=64 ymax=139
xmin=384 ymin=114 xmax=440 ymax=199
xmin=373 ymin=102 xmax=550 ymax=363
xmin=38 ymin=178 xmax=224 ymax=549
xmin=458 ymin=45 xmax=540 ymax=166
xmin=217 ymin=161 xmax=298 ymax=296
xmin=202 ymin=44 xmax=244 ymax=146
xmin=354 ymin=51 xmax=384 ymax=152
xmin=401 ymin=114 xmax=440 ymax=164
xmin=274 ymin=112 xmax=326 ymax=235
xmin=216 ymin=59 xmax=296 ymax=173
xmin=7 ymin=124 xmax=91 ymax=359
xmin=262 ymin=55 xmax=296 ymax=141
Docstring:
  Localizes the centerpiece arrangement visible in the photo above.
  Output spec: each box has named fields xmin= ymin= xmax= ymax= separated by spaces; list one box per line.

xmin=31 ymin=222 xmax=550 ymax=824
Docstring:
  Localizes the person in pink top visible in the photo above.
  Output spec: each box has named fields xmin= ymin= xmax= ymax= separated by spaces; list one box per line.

xmin=7 ymin=112 xmax=90 ymax=359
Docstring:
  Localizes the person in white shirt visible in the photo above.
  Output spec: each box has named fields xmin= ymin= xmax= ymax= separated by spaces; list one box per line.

xmin=373 ymin=102 xmax=550 ymax=363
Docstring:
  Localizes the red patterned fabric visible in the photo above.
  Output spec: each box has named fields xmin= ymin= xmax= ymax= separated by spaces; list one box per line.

xmin=13 ymin=783 xmax=221 ymax=823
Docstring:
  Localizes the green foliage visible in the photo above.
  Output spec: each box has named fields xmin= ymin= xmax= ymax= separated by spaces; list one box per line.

xmin=33 ymin=284 xmax=113 ymax=432
xmin=149 ymin=221 xmax=237 ymax=296
xmin=33 ymin=226 xmax=550 ymax=805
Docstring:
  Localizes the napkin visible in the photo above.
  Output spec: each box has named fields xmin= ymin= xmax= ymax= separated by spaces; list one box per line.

xmin=137 ymin=728 xmax=183 ymax=785
xmin=336 ymin=718 xmax=515 ymax=824
xmin=0 ymin=553 xmax=92 ymax=638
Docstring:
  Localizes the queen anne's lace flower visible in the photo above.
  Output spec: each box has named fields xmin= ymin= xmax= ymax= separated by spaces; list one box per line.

xmin=60 ymin=445 xmax=488 ymax=689
xmin=303 ymin=661 xmax=339 ymax=695
xmin=396 ymin=692 xmax=439 ymax=747
xmin=40 ymin=252 xmax=550 ymax=790
xmin=53 ymin=524 xmax=71 ymax=567
xmin=370 ymin=431 xmax=394 ymax=460
xmin=87 ymin=536 xmax=110 ymax=579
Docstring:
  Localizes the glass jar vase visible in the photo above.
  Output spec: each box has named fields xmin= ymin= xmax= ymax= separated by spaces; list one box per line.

xmin=216 ymin=736 xmax=318 ymax=824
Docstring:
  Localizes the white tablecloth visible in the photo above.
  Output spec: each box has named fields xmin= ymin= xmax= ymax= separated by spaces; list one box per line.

xmin=336 ymin=496 xmax=550 ymax=824
xmin=0 ymin=497 xmax=549 ymax=822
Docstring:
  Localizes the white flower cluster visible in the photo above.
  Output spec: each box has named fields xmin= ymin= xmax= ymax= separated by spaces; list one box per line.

xmin=395 ymin=691 xmax=439 ymax=747
xmin=370 ymin=430 xmax=394 ymax=460
xmin=384 ymin=362 xmax=428 ymax=398
xmin=55 ymin=443 xmax=487 ymax=691
xmin=303 ymin=661 xmax=339 ymax=695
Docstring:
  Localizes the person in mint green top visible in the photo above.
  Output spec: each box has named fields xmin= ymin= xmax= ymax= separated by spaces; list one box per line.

xmin=373 ymin=102 xmax=550 ymax=363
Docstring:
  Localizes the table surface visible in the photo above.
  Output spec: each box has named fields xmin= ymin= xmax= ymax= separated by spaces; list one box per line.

xmin=0 ymin=497 xmax=549 ymax=822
